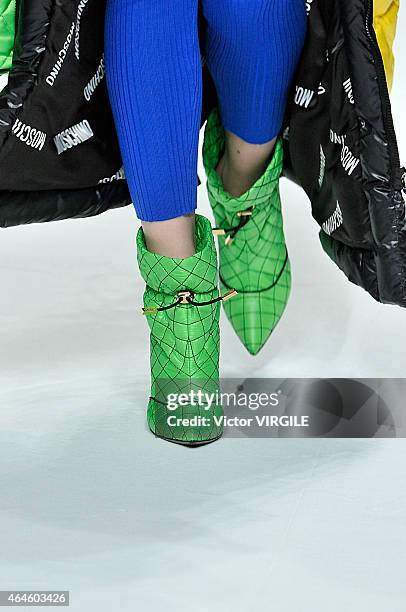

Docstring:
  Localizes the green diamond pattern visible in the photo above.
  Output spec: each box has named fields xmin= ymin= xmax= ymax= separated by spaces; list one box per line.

xmin=0 ymin=0 xmax=16 ymax=72
xmin=203 ymin=108 xmax=291 ymax=355
xmin=137 ymin=214 xmax=223 ymax=445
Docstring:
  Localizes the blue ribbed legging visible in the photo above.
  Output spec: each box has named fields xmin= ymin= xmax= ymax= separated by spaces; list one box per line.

xmin=104 ymin=0 xmax=307 ymax=222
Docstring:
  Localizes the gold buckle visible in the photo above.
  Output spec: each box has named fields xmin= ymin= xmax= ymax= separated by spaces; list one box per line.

xmin=177 ymin=290 xmax=194 ymax=304
xmin=225 ymin=235 xmax=234 ymax=246
xmin=212 ymin=228 xmax=226 ymax=236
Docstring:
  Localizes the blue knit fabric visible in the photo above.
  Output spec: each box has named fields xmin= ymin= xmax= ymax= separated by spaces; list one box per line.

xmin=104 ymin=0 xmax=307 ymax=222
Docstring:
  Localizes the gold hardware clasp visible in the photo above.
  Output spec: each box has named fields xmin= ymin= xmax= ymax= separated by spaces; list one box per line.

xmin=212 ymin=228 xmax=226 ymax=236
xmin=142 ymin=307 xmax=158 ymax=316
xmin=177 ymin=290 xmax=194 ymax=304
xmin=237 ymin=207 xmax=254 ymax=218
xmin=221 ymin=289 xmax=238 ymax=301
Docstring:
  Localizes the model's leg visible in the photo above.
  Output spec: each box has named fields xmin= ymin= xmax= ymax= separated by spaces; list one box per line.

xmin=203 ymin=0 xmax=307 ymax=196
xmin=104 ymin=0 xmax=232 ymax=445
xmin=104 ymin=0 xmax=201 ymax=258
xmin=202 ymin=0 xmax=307 ymax=354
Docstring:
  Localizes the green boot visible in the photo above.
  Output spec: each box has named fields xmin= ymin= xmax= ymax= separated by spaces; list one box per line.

xmin=203 ymin=108 xmax=292 ymax=355
xmin=137 ymin=214 xmax=235 ymax=446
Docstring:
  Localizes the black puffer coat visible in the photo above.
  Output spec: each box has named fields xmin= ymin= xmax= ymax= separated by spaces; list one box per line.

xmin=0 ymin=0 xmax=405 ymax=307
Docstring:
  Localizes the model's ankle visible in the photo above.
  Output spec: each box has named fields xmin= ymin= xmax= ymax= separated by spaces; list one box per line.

xmin=142 ymin=214 xmax=196 ymax=258
xmin=216 ymin=156 xmax=260 ymax=198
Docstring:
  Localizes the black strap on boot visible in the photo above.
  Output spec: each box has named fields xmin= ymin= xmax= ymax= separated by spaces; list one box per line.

xmin=142 ymin=288 xmax=238 ymax=315
xmin=212 ymin=206 xmax=254 ymax=245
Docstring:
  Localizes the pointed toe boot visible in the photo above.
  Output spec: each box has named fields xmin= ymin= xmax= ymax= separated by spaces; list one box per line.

xmin=203 ymin=108 xmax=291 ymax=355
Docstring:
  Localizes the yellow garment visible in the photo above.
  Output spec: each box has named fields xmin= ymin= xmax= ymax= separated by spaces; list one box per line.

xmin=373 ymin=0 xmax=400 ymax=92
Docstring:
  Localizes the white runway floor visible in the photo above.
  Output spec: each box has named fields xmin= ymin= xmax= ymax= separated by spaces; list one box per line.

xmin=1 ymin=13 xmax=406 ymax=612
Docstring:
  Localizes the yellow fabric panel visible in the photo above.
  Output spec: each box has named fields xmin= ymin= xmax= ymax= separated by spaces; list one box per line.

xmin=373 ymin=0 xmax=400 ymax=92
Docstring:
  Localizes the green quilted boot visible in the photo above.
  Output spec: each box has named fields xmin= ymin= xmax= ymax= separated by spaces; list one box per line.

xmin=137 ymin=214 xmax=236 ymax=446
xmin=0 ymin=0 xmax=16 ymax=72
xmin=203 ymin=108 xmax=291 ymax=355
